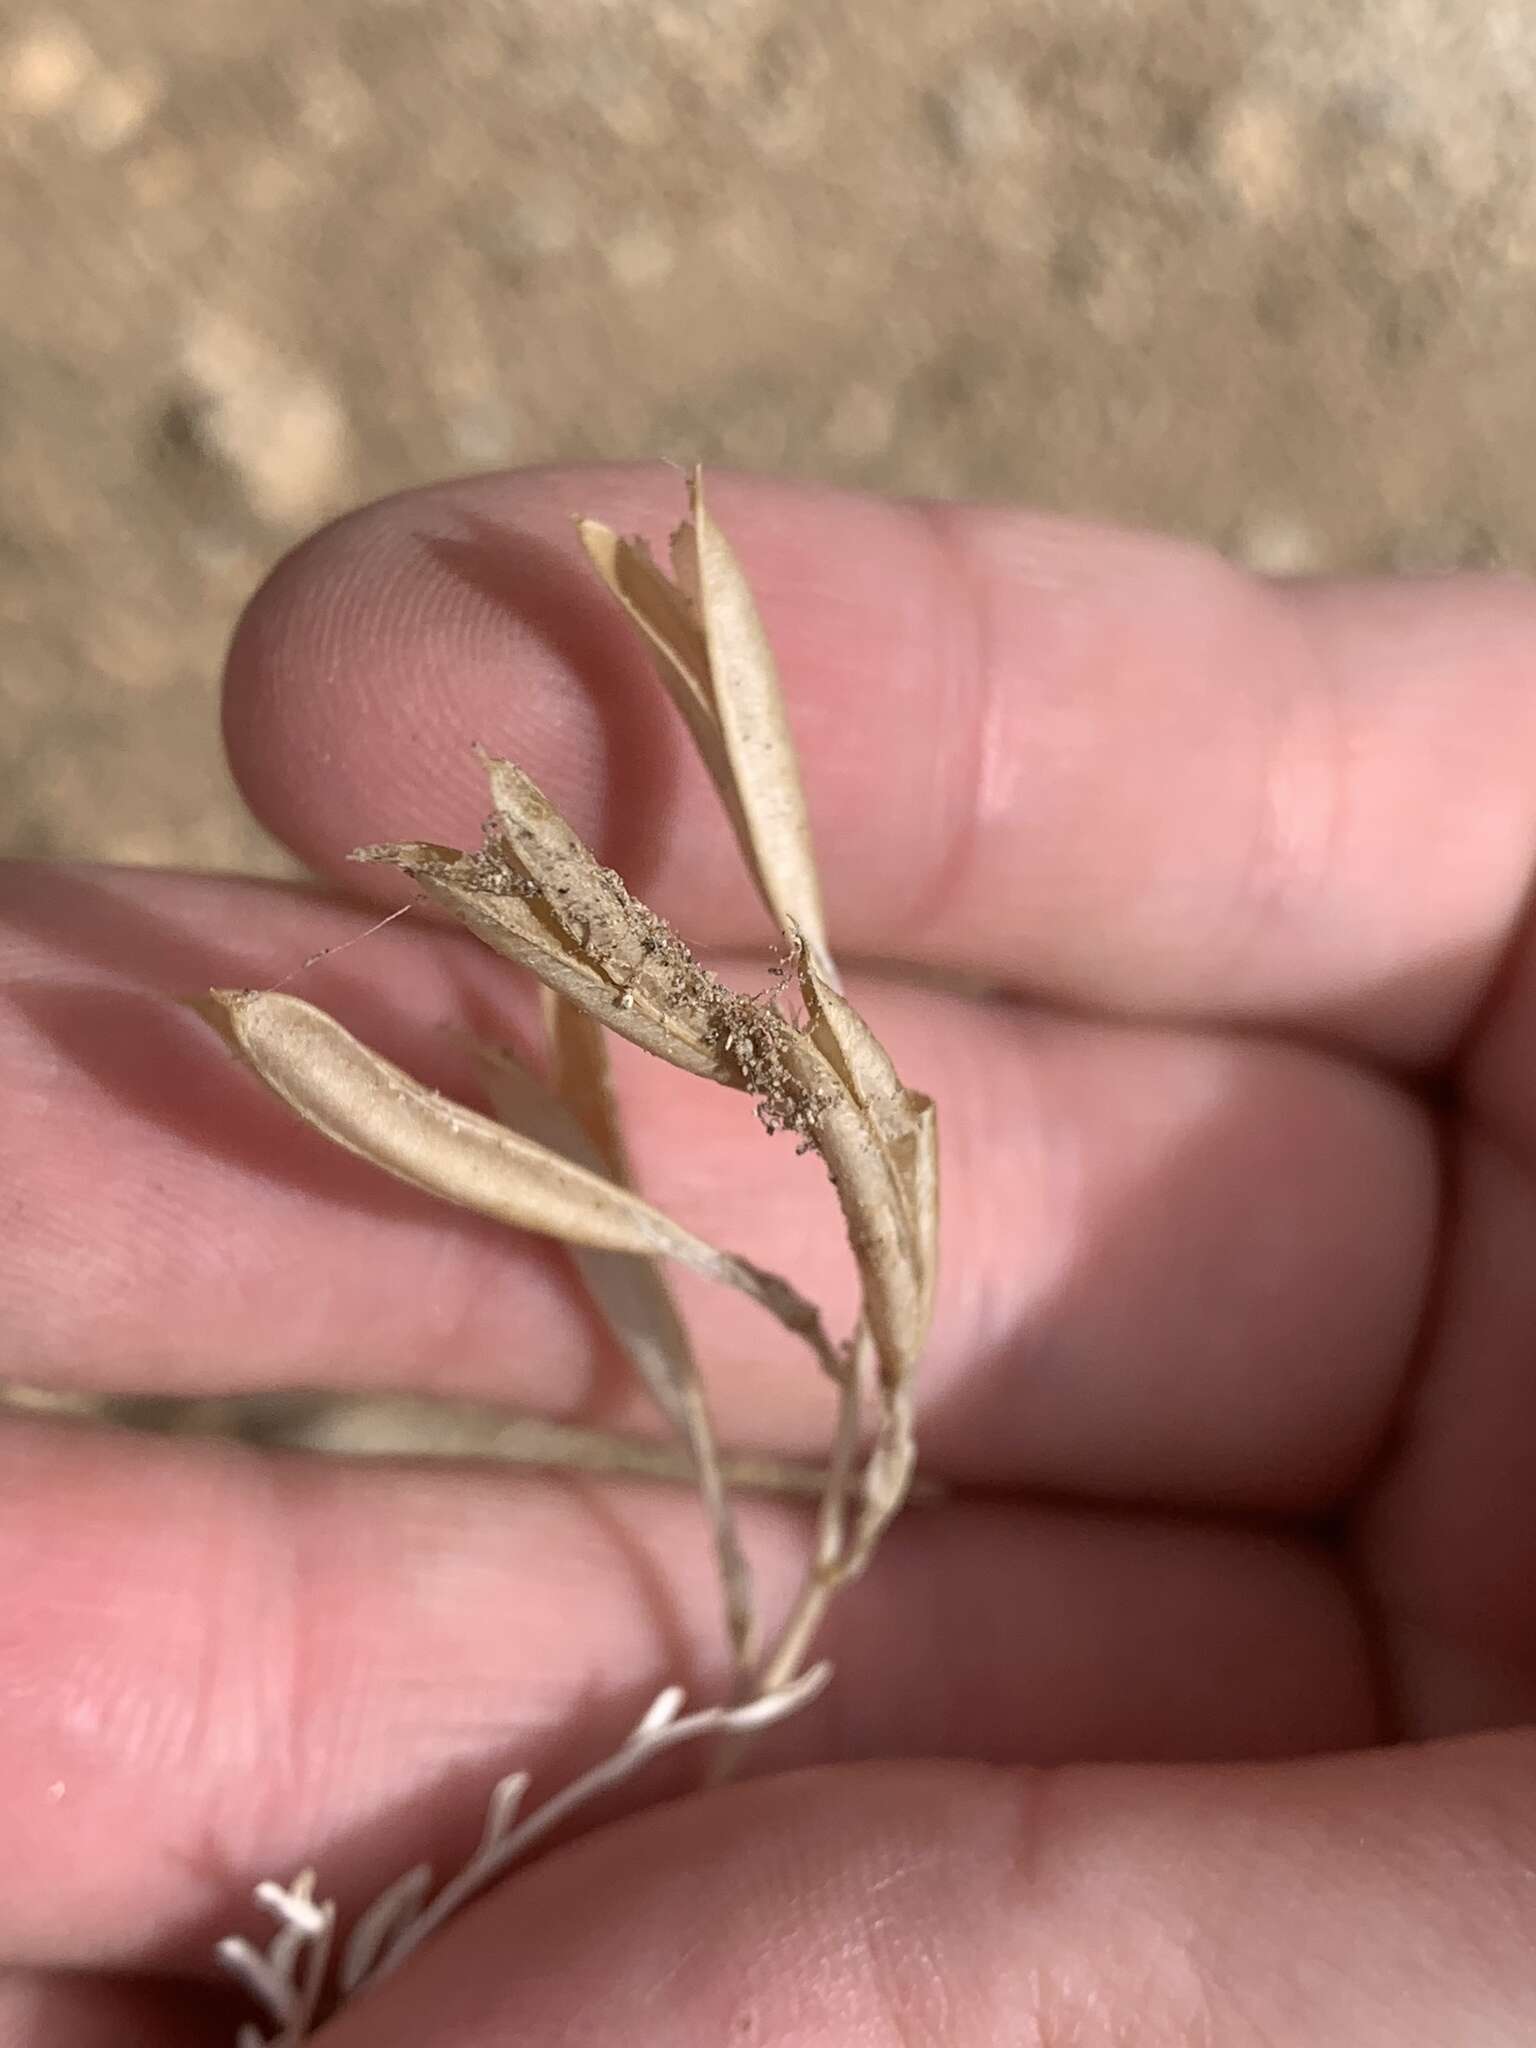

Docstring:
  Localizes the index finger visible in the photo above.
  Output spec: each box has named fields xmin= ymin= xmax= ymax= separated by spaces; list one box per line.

xmin=225 ymin=464 xmax=1536 ymax=1062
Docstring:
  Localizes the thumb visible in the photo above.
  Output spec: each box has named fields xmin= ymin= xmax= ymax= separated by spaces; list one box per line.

xmin=324 ymin=1730 xmax=1536 ymax=2046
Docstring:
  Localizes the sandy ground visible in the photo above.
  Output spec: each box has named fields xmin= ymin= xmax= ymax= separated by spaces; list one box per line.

xmin=5 ymin=0 xmax=1535 ymax=880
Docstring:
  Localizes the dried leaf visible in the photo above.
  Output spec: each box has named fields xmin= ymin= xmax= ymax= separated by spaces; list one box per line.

xmin=534 ymin=991 xmax=757 ymax=1660
xmin=195 ymin=990 xmax=836 ymax=1371
xmin=359 ymin=773 xmax=845 ymax=1168
xmin=365 ymin=771 xmax=917 ymax=1403
xmin=579 ymin=472 xmax=835 ymax=985
xmin=796 ymin=964 xmax=933 ymax=1577
xmin=540 ymin=985 xmax=630 ymax=1175
xmin=574 ymin=519 xmax=733 ymax=793
xmin=472 ymin=1039 xmax=697 ymax=1430
xmin=900 ymin=1093 xmax=940 ymax=1337
xmin=796 ymin=941 xmax=939 ymax=1346
xmin=796 ymin=944 xmax=911 ymax=1148
xmin=476 ymin=1032 xmax=757 ymax=1664
xmin=685 ymin=470 xmax=834 ymax=982
xmin=356 ymin=766 xmax=736 ymax=1087
xmin=846 ymin=1392 xmax=917 ymax=1575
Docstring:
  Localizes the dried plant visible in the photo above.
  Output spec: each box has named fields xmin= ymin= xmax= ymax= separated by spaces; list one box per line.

xmin=205 ymin=472 xmax=938 ymax=2038
xmin=217 ymin=1669 xmax=830 ymax=2047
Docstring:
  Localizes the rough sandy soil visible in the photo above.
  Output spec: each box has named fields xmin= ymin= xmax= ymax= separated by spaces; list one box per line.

xmin=4 ymin=0 xmax=1534 ymax=877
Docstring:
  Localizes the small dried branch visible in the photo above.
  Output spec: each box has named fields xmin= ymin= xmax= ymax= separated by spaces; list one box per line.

xmin=216 ymin=1870 xmax=334 ymax=2048
xmin=218 ymin=1669 xmax=829 ymax=2044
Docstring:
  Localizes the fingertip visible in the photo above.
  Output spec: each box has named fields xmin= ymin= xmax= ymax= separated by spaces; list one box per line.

xmin=222 ymin=466 xmax=687 ymax=897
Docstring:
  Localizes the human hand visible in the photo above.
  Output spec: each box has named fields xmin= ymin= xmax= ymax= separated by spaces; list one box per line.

xmin=6 ymin=468 xmax=1536 ymax=2044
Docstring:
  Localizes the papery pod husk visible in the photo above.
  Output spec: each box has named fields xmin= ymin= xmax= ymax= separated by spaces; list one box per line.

xmin=477 ymin=1029 xmax=757 ymax=1665
xmin=196 ymin=988 xmax=834 ymax=1369
xmin=578 ymin=469 xmax=834 ymax=985
xmin=684 ymin=470 xmax=834 ymax=983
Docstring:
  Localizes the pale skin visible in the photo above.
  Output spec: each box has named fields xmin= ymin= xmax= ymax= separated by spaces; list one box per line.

xmin=5 ymin=465 xmax=1536 ymax=2044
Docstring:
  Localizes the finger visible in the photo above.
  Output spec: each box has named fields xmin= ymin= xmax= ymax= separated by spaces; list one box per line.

xmin=322 ymin=1733 xmax=1536 ymax=2048
xmin=0 ymin=1971 xmax=232 ymax=2048
xmin=3 ymin=865 xmax=1433 ymax=1509
xmin=0 ymin=1412 xmax=1371 ymax=1970
xmin=1357 ymin=1128 xmax=1536 ymax=1739
xmin=224 ymin=464 xmax=1536 ymax=1061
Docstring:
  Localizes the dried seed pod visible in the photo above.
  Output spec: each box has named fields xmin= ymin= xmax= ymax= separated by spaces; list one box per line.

xmin=683 ymin=471 xmax=834 ymax=984
xmin=477 ymin=1027 xmax=757 ymax=1670
xmin=353 ymin=831 xmax=734 ymax=1087
xmin=197 ymin=988 xmax=837 ymax=1374
xmin=213 ymin=471 xmax=940 ymax=2036
xmin=578 ymin=473 xmax=834 ymax=984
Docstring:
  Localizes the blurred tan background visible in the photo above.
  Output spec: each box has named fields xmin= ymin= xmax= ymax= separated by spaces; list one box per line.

xmin=5 ymin=0 xmax=1534 ymax=881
